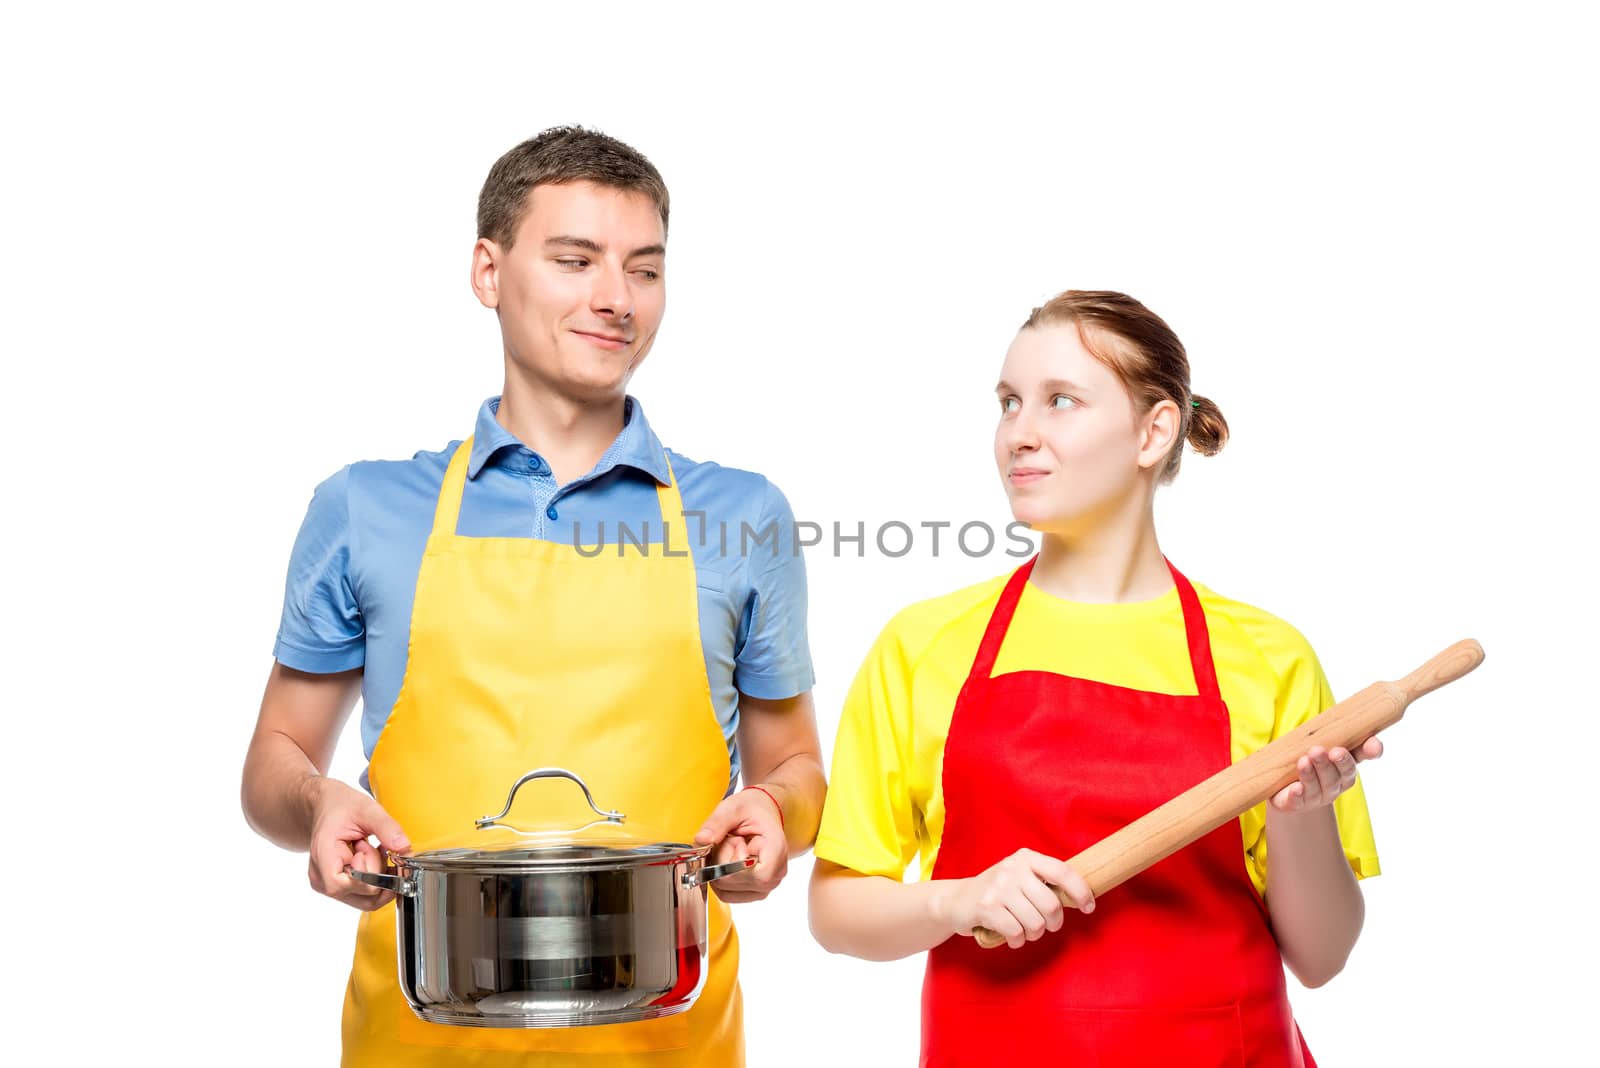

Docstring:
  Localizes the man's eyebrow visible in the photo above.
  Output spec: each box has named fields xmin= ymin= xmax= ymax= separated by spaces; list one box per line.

xmin=544 ymin=235 xmax=603 ymax=254
xmin=543 ymin=236 xmax=665 ymax=259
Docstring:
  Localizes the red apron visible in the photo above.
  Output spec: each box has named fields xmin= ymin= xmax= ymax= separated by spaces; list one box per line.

xmin=923 ymin=556 xmax=1315 ymax=1067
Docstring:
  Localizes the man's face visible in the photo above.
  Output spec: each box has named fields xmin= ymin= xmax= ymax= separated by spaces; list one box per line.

xmin=474 ymin=181 xmax=666 ymax=403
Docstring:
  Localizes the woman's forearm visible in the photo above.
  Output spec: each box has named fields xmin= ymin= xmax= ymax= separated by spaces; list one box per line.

xmin=1264 ymin=804 xmax=1365 ymax=987
xmin=809 ymin=861 xmax=962 ymax=962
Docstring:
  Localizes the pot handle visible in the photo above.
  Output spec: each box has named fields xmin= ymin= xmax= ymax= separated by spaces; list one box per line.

xmin=344 ymin=866 xmax=417 ymax=897
xmin=682 ymin=856 xmax=758 ymax=889
xmin=475 ymin=767 xmax=625 ymax=830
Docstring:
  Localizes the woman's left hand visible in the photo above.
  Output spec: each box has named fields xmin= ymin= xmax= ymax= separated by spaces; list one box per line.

xmin=1269 ymin=738 xmax=1383 ymax=812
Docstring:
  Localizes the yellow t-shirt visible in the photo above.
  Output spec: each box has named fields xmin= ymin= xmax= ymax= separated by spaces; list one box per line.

xmin=814 ymin=572 xmax=1381 ymax=897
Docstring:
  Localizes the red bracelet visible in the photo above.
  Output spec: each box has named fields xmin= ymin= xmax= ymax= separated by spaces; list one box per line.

xmin=743 ymin=785 xmax=785 ymax=830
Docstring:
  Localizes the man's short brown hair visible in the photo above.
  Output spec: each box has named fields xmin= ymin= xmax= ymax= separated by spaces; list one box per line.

xmin=476 ymin=126 xmax=670 ymax=249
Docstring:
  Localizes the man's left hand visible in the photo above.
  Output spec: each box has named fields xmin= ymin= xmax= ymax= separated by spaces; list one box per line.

xmin=693 ymin=787 xmax=788 ymax=903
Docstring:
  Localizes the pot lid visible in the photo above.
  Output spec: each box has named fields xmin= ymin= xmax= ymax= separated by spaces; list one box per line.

xmin=401 ymin=767 xmax=706 ymax=871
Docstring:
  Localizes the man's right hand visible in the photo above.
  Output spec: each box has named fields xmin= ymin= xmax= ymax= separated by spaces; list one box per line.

xmin=305 ymin=777 xmax=412 ymax=911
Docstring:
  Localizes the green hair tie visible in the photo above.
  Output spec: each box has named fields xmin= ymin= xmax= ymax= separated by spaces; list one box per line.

xmin=1190 ymin=399 xmax=1200 ymax=409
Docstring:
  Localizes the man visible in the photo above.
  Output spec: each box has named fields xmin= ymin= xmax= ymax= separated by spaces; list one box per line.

xmin=241 ymin=126 xmax=825 ymax=1067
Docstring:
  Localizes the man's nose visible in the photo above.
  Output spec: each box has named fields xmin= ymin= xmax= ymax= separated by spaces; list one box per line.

xmin=589 ymin=261 xmax=633 ymax=321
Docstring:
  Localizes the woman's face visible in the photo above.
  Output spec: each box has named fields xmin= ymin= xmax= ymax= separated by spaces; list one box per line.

xmin=993 ymin=323 xmax=1173 ymax=535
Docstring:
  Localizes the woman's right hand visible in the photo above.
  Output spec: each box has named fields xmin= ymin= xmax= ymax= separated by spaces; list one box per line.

xmin=935 ymin=848 xmax=1095 ymax=949
xmin=306 ymin=777 xmax=412 ymax=912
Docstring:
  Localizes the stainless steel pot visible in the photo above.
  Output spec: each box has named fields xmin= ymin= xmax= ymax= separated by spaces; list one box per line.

xmin=348 ymin=767 xmax=754 ymax=1028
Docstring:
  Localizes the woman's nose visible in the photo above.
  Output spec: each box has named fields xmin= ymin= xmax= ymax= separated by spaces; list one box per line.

xmin=1003 ymin=408 xmax=1040 ymax=454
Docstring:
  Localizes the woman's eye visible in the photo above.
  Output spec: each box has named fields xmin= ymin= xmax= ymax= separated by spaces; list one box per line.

xmin=1052 ymin=395 xmax=1078 ymax=410
xmin=1001 ymin=397 xmax=1020 ymax=414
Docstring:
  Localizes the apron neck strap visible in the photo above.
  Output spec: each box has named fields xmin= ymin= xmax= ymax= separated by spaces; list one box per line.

xmin=960 ymin=553 xmax=1222 ymax=701
xmin=655 ymin=453 xmax=686 ymax=531
xmin=1164 ymin=558 xmax=1222 ymax=701
xmin=429 ymin=437 xmax=687 ymax=539
xmin=958 ymin=555 xmax=1037 ymax=702
xmin=430 ymin=438 xmax=473 ymax=538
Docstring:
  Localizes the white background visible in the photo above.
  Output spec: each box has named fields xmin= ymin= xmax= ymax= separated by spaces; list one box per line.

xmin=4 ymin=2 xmax=1595 ymax=1063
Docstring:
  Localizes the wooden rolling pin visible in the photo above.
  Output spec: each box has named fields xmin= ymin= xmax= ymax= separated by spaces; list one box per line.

xmin=973 ymin=638 xmax=1484 ymax=950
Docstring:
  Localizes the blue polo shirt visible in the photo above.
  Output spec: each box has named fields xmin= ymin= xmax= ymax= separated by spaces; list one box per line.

xmin=273 ymin=396 xmax=815 ymax=792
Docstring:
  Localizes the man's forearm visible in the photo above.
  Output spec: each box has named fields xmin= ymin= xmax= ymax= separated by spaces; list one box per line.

xmin=1264 ymin=804 xmax=1365 ymax=987
xmin=750 ymin=753 xmax=826 ymax=855
xmin=241 ymin=731 xmax=328 ymax=852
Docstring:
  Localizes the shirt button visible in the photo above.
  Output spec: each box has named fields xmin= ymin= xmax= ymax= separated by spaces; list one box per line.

xmin=528 ymin=456 xmax=546 ymax=474
xmin=546 ymin=505 xmax=559 ymax=521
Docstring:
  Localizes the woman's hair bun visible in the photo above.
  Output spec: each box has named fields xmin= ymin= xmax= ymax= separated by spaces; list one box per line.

xmin=1187 ymin=395 xmax=1229 ymax=457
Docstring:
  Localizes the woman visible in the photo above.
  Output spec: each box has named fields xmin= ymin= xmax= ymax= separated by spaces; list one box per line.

xmin=809 ymin=290 xmax=1381 ymax=1067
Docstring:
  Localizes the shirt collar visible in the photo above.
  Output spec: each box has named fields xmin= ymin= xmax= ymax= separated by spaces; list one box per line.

xmin=465 ymin=395 xmax=671 ymax=486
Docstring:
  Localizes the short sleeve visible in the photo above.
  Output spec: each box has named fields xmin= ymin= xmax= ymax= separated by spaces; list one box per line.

xmin=730 ymin=478 xmax=815 ymax=700
xmin=1248 ymin=628 xmax=1381 ymax=884
xmin=813 ymin=613 xmax=921 ymax=880
xmin=272 ymin=466 xmax=365 ymax=673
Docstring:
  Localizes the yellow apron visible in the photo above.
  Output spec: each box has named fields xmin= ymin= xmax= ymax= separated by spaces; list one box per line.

xmin=341 ymin=438 xmax=743 ymax=1066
